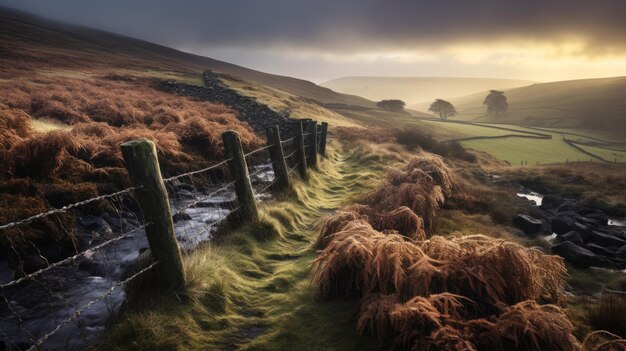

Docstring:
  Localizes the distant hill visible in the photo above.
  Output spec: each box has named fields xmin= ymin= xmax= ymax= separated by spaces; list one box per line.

xmin=321 ymin=76 xmax=534 ymax=105
xmin=441 ymin=77 xmax=626 ymax=132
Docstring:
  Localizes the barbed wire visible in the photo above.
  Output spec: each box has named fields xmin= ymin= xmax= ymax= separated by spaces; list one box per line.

xmin=244 ymin=145 xmax=272 ymax=158
xmin=280 ymin=136 xmax=296 ymax=144
xmin=25 ymin=261 xmax=160 ymax=351
xmin=0 ymin=187 xmax=140 ymax=231
xmin=0 ymin=223 xmax=150 ymax=289
xmin=171 ymin=181 xmax=237 ymax=216
xmin=163 ymin=158 xmax=232 ymax=183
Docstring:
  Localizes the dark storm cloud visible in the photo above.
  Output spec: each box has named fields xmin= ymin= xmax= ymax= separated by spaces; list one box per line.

xmin=1 ymin=0 xmax=626 ymax=54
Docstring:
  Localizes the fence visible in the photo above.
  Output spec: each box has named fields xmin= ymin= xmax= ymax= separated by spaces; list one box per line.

xmin=0 ymin=120 xmax=329 ymax=350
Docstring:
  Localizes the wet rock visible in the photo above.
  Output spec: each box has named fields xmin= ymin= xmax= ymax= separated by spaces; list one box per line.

xmin=587 ymin=212 xmax=609 ymax=226
xmin=513 ymin=214 xmax=543 ymax=234
xmin=589 ymin=230 xmax=626 ymax=247
xmin=551 ymin=241 xmax=625 ymax=269
xmin=173 ymin=212 xmax=192 ymax=222
xmin=558 ymin=202 xmax=591 ymax=215
xmin=615 ymin=245 xmax=626 ymax=260
xmin=79 ymin=215 xmax=113 ymax=236
xmin=551 ymin=216 xmax=575 ymax=235
xmin=540 ymin=194 xmax=564 ymax=210
xmin=175 ymin=189 xmax=196 ymax=200
xmin=100 ymin=212 xmax=125 ymax=231
xmin=554 ymin=231 xmax=584 ymax=245
xmin=551 ymin=242 xmax=597 ymax=267
xmin=573 ymin=222 xmax=594 ymax=241
xmin=585 ymin=243 xmax=617 ymax=257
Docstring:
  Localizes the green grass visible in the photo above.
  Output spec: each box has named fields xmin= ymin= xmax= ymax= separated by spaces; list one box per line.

xmin=419 ymin=119 xmax=626 ymax=165
xmin=97 ymin=142 xmax=398 ymax=351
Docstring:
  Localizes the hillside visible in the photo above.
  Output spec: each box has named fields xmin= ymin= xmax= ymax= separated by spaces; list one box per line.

xmin=0 ymin=7 xmax=374 ymax=109
xmin=440 ymin=77 xmax=626 ymax=132
xmin=321 ymin=76 xmax=533 ymax=105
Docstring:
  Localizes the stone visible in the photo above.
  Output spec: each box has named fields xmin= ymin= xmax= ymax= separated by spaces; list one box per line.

xmin=540 ymin=194 xmax=564 ymax=210
xmin=513 ymin=214 xmax=543 ymax=234
xmin=585 ymin=243 xmax=617 ymax=257
xmin=551 ymin=241 xmax=625 ymax=269
xmin=555 ymin=231 xmax=584 ymax=245
xmin=173 ymin=212 xmax=192 ymax=222
xmin=587 ymin=212 xmax=609 ymax=226
xmin=551 ymin=241 xmax=598 ymax=267
xmin=551 ymin=216 xmax=575 ymax=235
xmin=558 ymin=202 xmax=593 ymax=215
xmin=615 ymin=245 xmax=626 ymax=260
xmin=589 ymin=230 xmax=626 ymax=247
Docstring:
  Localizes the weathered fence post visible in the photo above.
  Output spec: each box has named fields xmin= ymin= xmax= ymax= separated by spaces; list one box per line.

xmin=266 ymin=125 xmax=291 ymax=191
xmin=305 ymin=120 xmax=318 ymax=168
xmin=120 ymin=139 xmax=186 ymax=290
xmin=319 ymin=122 xmax=328 ymax=157
xmin=293 ymin=121 xmax=308 ymax=179
xmin=222 ymin=130 xmax=259 ymax=223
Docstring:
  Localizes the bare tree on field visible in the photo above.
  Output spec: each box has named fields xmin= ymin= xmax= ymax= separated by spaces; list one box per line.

xmin=483 ymin=90 xmax=508 ymax=115
xmin=428 ymin=99 xmax=457 ymax=120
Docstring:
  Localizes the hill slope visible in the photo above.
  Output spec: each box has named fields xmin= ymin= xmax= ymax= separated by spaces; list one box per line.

xmin=445 ymin=77 xmax=626 ymax=131
xmin=0 ymin=7 xmax=374 ymax=109
xmin=321 ymin=76 xmax=533 ymax=105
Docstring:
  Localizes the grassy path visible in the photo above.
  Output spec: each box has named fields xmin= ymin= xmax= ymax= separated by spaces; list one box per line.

xmin=100 ymin=143 xmax=392 ymax=351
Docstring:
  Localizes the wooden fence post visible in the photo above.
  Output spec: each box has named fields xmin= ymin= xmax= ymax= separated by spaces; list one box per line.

xmin=319 ymin=122 xmax=328 ymax=156
xmin=293 ymin=121 xmax=308 ymax=179
xmin=305 ymin=121 xmax=318 ymax=168
xmin=266 ymin=125 xmax=290 ymax=191
xmin=222 ymin=130 xmax=259 ymax=223
xmin=120 ymin=139 xmax=186 ymax=291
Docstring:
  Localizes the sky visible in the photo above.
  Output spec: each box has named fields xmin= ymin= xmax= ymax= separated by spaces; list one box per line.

xmin=2 ymin=0 xmax=626 ymax=83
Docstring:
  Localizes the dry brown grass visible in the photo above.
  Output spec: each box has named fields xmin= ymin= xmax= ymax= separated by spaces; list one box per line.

xmin=311 ymin=151 xmax=586 ymax=350
xmin=365 ymin=154 xmax=455 ymax=229
xmin=316 ymin=205 xmax=425 ymax=249
xmin=0 ymin=72 xmax=262 ymax=247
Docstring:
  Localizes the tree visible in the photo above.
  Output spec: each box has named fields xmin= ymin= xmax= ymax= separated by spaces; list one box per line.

xmin=483 ymin=90 xmax=508 ymax=115
xmin=428 ymin=99 xmax=457 ymax=120
xmin=377 ymin=99 xmax=405 ymax=112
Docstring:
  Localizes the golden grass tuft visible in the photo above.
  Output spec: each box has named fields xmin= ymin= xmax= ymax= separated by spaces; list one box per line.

xmin=312 ymin=151 xmax=581 ymax=350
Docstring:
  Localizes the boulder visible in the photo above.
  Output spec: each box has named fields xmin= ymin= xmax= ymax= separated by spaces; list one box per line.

xmin=585 ymin=243 xmax=617 ymax=257
xmin=551 ymin=241 xmax=598 ymax=267
xmin=573 ymin=222 xmax=594 ymax=241
xmin=173 ymin=212 xmax=192 ymax=222
xmin=589 ymin=230 xmax=626 ymax=247
xmin=587 ymin=212 xmax=609 ymax=226
xmin=540 ymin=194 xmax=564 ymax=210
xmin=558 ymin=202 xmax=593 ymax=215
xmin=554 ymin=231 xmax=584 ymax=245
xmin=551 ymin=241 xmax=626 ymax=269
xmin=615 ymin=245 xmax=626 ymax=260
xmin=551 ymin=216 xmax=575 ymax=235
xmin=513 ymin=214 xmax=543 ymax=234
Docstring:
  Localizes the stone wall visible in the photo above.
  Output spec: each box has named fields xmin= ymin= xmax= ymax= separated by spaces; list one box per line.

xmin=160 ymin=70 xmax=294 ymax=135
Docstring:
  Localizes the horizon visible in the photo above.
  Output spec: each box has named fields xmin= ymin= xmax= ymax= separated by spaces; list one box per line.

xmin=2 ymin=0 xmax=626 ymax=83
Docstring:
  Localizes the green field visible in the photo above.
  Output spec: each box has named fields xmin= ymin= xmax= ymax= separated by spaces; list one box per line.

xmin=421 ymin=120 xmax=626 ymax=165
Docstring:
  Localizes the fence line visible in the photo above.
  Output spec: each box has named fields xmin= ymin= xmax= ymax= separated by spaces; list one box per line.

xmin=25 ymin=260 xmax=160 ymax=351
xmin=0 ymin=121 xmax=329 ymax=350
xmin=0 ymin=186 xmax=140 ymax=231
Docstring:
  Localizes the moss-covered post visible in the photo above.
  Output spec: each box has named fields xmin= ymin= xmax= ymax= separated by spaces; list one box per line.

xmin=319 ymin=122 xmax=329 ymax=157
xmin=222 ymin=130 xmax=259 ymax=223
xmin=293 ymin=121 xmax=308 ymax=179
xmin=266 ymin=125 xmax=291 ymax=191
xmin=120 ymin=139 xmax=186 ymax=291
xmin=305 ymin=120 xmax=318 ymax=168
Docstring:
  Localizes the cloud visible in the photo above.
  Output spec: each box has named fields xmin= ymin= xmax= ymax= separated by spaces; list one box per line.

xmin=1 ymin=0 xmax=626 ymax=56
